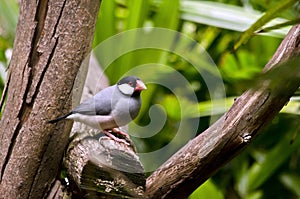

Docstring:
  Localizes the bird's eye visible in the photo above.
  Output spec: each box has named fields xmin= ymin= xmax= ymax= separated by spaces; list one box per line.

xmin=128 ymin=82 xmax=133 ymax=86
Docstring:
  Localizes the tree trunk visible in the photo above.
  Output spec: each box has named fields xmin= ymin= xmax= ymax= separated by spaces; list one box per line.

xmin=0 ymin=0 xmax=100 ymax=198
xmin=145 ymin=25 xmax=300 ymax=198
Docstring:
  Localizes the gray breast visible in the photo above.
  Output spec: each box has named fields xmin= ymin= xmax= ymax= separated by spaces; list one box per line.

xmin=112 ymin=94 xmax=141 ymax=127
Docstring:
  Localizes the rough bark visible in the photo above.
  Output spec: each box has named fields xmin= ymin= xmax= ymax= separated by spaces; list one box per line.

xmin=64 ymin=134 xmax=145 ymax=198
xmin=145 ymin=25 xmax=300 ymax=199
xmin=0 ymin=0 xmax=100 ymax=198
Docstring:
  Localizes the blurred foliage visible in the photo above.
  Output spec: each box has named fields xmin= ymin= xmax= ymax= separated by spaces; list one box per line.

xmin=1 ymin=0 xmax=300 ymax=198
xmin=0 ymin=0 xmax=18 ymax=103
xmin=233 ymin=0 xmax=298 ymax=50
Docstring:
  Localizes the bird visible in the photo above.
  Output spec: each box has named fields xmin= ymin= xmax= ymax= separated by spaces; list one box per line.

xmin=49 ymin=76 xmax=147 ymax=145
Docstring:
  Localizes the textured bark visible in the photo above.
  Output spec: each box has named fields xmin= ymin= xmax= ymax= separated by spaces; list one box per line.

xmin=64 ymin=135 xmax=145 ymax=198
xmin=0 ymin=0 xmax=100 ymax=198
xmin=145 ymin=25 xmax=300 ymax=199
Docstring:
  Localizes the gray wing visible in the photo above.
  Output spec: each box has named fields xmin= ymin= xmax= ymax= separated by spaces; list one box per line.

xmin=72 ymin=85 xmax=115 ymax=116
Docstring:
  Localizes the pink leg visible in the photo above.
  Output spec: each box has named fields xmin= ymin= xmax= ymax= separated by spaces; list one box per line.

xmin=112 ymin=128 xmax=129 ymax=137
xmin=103 ymin=130 xmax=129 ymax=145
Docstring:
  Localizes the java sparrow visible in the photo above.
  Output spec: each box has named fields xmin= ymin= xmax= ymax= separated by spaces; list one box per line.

xmin=49 ymin=76 xmax=147 ymax=144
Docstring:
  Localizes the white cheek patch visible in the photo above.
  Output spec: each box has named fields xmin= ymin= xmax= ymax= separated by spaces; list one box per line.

xmin=118 ymin=84 xmax=134 ymax=95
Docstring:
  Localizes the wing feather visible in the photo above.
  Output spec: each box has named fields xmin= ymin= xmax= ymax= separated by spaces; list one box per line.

xmin=72 ymin=85 xmax=115 ymax=116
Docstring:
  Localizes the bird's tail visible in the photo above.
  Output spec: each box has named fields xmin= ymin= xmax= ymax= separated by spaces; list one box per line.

xmin=48 ymin=112 xmax=72 ymax=124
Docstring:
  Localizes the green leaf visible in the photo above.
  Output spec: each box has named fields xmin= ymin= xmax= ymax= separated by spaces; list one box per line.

xmin=178 ymin=1 xmax=289 ymax=38
xmin=198 ymin=97 xmax=235 ymax=117
xmin=93 ymin=0 xmax=117 ymax=47
xmin=280 ymin=97 xmax=300 ymax=115
xmin=233 ymin=0 xmax=298 ymax=50
xmin=126 ymin=0 xmax=149 ymax=30
xmin=189 ymin=179 xmax=224 ymax=199
xmin=0 ymin=0 xmax=18 ymax=42
xmin=113 ymin=0 xmax=150 ymax=81
xmin=247 ymin=191 xmax=263 ymax=199
xmin=279 ymin=173 xmax=300 ymax=197
xmin=153 ymin=0 xmax=179 ymax=29
xmin=221 ymin=50 xmax=262 ymax=82
xmin=246 ymin=130 xmax=300 ymax=192
xmin=257 ymin=18 xmax=300 ymax=34
xmin=160 ymin=95 xmax=235 ymax=120
xmin=160 ymin=94 xmax=199 ymax=120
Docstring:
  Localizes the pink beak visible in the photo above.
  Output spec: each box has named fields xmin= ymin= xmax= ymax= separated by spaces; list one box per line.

xmin=135 ymin=80 xmax=147 ymax=91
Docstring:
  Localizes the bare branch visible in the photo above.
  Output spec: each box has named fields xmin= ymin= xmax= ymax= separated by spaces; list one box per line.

xmin=146 ymin=25 xmax=300 ymax=199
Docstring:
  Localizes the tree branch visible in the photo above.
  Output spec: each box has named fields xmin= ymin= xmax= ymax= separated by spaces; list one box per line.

xmin=64 ymin=134 xmax=145 ymax=198
xmin=145 ymin=25 xmax=300 ymax=198
xmin=0 ymin=0 xmax=100 ymax=198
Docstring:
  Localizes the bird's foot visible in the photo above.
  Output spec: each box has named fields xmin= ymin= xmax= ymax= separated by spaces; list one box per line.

xmin=103 ymin=130 xmax=130 ymax=146
xmin=112 ymin=128 xmax=129 ymax=137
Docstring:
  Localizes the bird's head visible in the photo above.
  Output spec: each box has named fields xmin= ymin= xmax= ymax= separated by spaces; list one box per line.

xmin=117 ymin=76 xmax=147 ymax=96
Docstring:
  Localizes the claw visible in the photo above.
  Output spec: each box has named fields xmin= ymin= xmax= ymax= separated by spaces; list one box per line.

xmin=241 ymin=133 xmax=252 ymax=143
xmin=112 ymin=128 xmax=129 ymax=137
xmin=103 ymin=130 xmax=130 ymax=145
